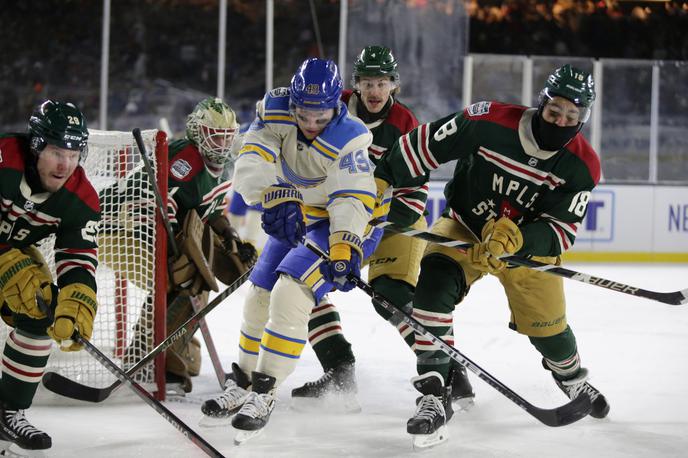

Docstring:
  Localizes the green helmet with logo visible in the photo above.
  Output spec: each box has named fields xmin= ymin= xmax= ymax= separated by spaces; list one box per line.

xmin=540 ymin=64 xmax=595 ymax=123
xmin=351 ymin=45 xmax=400 ymax=86
xmin=186 ymin=97 xmax=239 ymax=169
xmin=28 ymin=100 xmax=89 ymax=159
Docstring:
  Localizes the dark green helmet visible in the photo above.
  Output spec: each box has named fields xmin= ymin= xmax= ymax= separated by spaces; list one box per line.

xmin=540 ymin=64 xmax=595 ymax=123
xmin=28 ymin=100 xmax=89 ymax=158
xmin=352 ymin=45 xmax=399 ymax=85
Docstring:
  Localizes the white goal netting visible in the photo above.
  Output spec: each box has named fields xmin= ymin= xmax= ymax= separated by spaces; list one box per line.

xmin=6 ymin=129 xmax=168 ymax=403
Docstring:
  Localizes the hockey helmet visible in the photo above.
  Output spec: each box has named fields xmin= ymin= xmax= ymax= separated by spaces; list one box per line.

xmin=352 ymin=45 xmax=400 ymax=86
xmin=539 ymin=64 xmax=595 ymax=124
xmin=290 ymin=58 xmax=342 ymax=111
xmin=28 ymin=100 xmax=89 ymax=160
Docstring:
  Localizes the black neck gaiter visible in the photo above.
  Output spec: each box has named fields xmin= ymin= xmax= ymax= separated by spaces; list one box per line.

xmin=531 ymin=113 xmax=580 ymax=151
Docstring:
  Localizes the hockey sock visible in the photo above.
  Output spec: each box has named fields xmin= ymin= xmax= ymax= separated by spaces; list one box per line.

xmin=413 ymin=254 xmax=466 ymax=381
xmin=308 ymin=299 xmax=355 ymax=371
xmin=370 ymin=276 xmax=415 ymax=349
xmin=0 ymin=328 xmax=52 ymax=409
xmin=529 ymin=325 xmax=581 ymax=381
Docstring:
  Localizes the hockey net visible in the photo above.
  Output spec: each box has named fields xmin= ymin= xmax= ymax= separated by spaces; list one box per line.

xmin=33 ymin=129 xmax=168 ymax=402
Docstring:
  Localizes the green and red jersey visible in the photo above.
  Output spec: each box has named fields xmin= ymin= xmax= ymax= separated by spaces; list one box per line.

xmin=375 ymin=101 xmax=601 ymax=256
xmin=167 ymin=139 xmax=232 ymax=232
xmin=343 ymin=90 xmax=428 ymax=227
xmin=0 ymin=134 xmax=100 ymax=291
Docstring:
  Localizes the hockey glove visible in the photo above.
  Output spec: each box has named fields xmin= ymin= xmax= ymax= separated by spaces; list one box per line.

xmin=47 ymin=283 xmax=98 ymax=351
xmin=0 ymin=248 xmax=53 ymax=319
xmin=467 ymin=217 xmax=523 ymax=273
xmin=209 ymin=216 xmax=258 ymax=266
xmin=261 ymin=183 xmax=306 ymax=247
xmin=319 ymin=232 xmax=363 ymax=292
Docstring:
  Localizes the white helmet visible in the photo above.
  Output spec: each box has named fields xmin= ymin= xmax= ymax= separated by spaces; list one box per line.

xmin=186 ymin=97 xmax=239 ymax=170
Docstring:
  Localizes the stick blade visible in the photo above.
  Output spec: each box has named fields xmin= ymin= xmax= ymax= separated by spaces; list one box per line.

xmin=528 ymin=392 xmax=592 ymax=427
xmin=42 ymin=371 xmax=112 ymax=403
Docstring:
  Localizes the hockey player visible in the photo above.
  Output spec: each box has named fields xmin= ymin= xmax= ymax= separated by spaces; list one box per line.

xmin=199 ymin=57 xmax=385 ymax=442
xmin=0 ymin=101 xmax=100 ymax=453
xmin=375 ymin=64 xmax=610 ymax=448
xmin=105 ymin=97 xmax=257 ymax=392
xmin=291 ymin=45 xmax=474 ymax=408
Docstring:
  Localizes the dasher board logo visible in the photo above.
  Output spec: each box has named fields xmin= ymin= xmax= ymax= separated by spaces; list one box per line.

xmin=576 ymin=190 xmax=614 ymax=242
xmin=467 ymin=101 xmax=492 ymax=117
xmin=171 ymin=159 xmax=192 ymax=179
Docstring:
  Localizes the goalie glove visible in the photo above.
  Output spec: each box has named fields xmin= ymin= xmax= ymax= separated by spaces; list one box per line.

xmin=467 ymin=217 xmax=523 ymax=273
xmin=209 ymin=216 xmax=258 ymax=267
xmin=0 ymin=248 xmax=53 ymax=319
xmin=47 ymin=283 xmax=98 ymax=352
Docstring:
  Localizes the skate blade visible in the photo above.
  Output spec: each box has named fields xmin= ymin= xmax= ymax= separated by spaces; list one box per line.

xmin=198 ymin=414 xmax=233 ymax=428
xmin=453 ymin=395 xmax=475 ymax=412
xmin=234 ymin=428 xmax=264 ymax=445
xmin=0 ymin=441 xmax=46 ymax=458
xmin=411 ymin=425 xmax=449 ymax=450
xmin=290 ymin=393 xmax=361 ymax=414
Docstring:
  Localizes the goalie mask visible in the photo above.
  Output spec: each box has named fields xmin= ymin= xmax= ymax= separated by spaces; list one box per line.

xmin=28 ymin=100 xmax=89 ymax=161
xmin=186 ymin=97 xmax=239 ymax=173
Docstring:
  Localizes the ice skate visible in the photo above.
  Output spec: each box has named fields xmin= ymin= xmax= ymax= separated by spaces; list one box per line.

xmin=449 ymin=362 xmax=475 ymax=411
xmin=232 ymin=372 xmax=276 ymax=445
xmin=0 ymin=406 xmax=51 ymax=456
xmin=406 ymin=372 xmax=453 ymax=450
xmin=199 ymin=363 xmax=251 ymax=427
xmin=291 ymin=360 xmax=360 ymax=413
xmin=554 ymin=368 xmax=610 ymax=419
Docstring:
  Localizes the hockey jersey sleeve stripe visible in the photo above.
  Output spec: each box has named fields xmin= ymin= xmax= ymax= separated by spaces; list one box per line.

xmin=263 ymin=114 xmax=296 ymax=125
xmin=396 ymin=196 xmax=425 ymax=214
xmin=55 ymin=259 xmax=97 ymax=277
xmin=201 ymin=181 xmax=233 ymax=207
xmin=329 ymin=189 xmax=376 ymax=206
xmin=399 ymin=134 xmax=424 ymax=177
xmin=239 ymin=143 xmax=278 ymax=163
xmin=541 ymin=213 xmax=579 ymax=239
xmin=312 ymin=139 xmax=339 ymax=161
xmin=547 ymin=221 xmax=571 ymax=252
xmin=416 ymin=123 xmax=440 ymax=170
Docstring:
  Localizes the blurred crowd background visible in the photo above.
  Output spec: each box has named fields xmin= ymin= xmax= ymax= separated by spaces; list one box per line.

xmin=1 ymin=0 xmax=686 ymax=183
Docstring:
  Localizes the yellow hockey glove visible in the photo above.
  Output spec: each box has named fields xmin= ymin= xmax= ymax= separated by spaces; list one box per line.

xmin=47 ymin=283 xmax=98 ymax=352
xmin=0 ymin=248 xmax=53 ymax=319
xmin=467 ymin=217 xmax=523 ymax=273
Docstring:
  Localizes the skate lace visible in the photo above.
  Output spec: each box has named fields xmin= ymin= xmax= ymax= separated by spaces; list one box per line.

xmin=237 ymin=392 xmax=273 ymax=419
xmin=214 ymin=379 xmax=248 ymax=410
xmin=5 ymin=410 xmax=44 ymax=438
xmin=414 ymin=395 xmax=445 ymax=422
xmin=302 ymin=368 xmax=335 ymax=388
xmin=564 ymin=381 xmax=600 ymax=402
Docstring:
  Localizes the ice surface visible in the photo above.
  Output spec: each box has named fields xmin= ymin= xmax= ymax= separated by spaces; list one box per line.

xmin=31 ymin=264 xmax=688 ymax=457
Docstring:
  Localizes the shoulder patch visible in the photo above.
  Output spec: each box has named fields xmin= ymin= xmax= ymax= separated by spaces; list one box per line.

xmin=467 ymin=101 xmax=492 ymax=117
xmin=269 ymin=87 xmax=290 ymax=98
xmin=171 ymin=159 xmax=192 ymax=179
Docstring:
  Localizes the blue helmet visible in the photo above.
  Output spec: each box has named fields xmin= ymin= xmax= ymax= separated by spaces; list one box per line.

xmin=290 ymin=58 xmax=342 ymax=110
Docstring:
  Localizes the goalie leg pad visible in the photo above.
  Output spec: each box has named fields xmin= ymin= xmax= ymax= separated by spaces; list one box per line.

xmin=238 ymin=285 xmax=271 ymax=372
xmin=256 ymin=274 xmax=315 ymax=386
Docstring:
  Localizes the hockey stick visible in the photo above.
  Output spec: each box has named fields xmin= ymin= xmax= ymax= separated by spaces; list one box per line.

xmin=371 ymin=219 xmax=688 ymax=306
xmin=133 ymin=128 xmax=229 ymax=388
xmin=41 ymin=268 xmax=251 ymax=403
xmin=74 ymin=331 xmax=226 ymax=458
xmin=36 ymin=296 xmax=225 ymax=457
xmin=304 ymin=240 xmax=592 ymax=427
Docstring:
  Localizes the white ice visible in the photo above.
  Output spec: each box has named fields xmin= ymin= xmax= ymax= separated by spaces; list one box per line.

xmin=31 ymin=263 xmax=688 ymax=457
